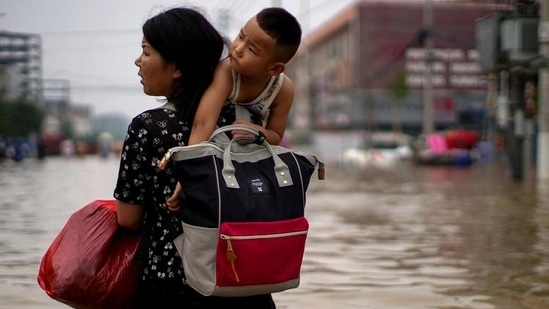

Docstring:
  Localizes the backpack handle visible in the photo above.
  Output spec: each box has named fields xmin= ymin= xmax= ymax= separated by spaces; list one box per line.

xmin=208 ymin=124 xmax=263 ymax=144
xmin=219 ymin=126 xmax=294 ymax=189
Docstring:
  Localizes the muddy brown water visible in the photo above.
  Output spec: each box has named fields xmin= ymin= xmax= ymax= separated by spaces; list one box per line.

xmin=1 ymin=155 xmax=548 ymax=309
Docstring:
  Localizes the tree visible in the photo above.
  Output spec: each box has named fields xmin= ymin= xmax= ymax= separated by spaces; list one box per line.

xmin=387 ymin=70 xmax=410 ymax=133
xmin=59 ymin=119 xmax=75 ymax=140
xmin=0 ymin=99 xmax=45 ymax=137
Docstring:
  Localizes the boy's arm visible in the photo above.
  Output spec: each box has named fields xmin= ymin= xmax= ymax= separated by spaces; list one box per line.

xmin=253 ymin=75 xmax=295 ymax=145
xmin=189 ymin=59 xmax=233 ymax=145
xmin=233 ymin=75 xmax=294 ymax=145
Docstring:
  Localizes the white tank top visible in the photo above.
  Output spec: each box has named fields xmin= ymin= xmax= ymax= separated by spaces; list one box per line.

xmin=226 ymin=70 xmax=284 ymax=125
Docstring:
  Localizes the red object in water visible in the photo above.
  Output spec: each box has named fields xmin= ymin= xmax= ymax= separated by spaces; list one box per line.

xmin=444 ymin=130 xmax=479 ymax=149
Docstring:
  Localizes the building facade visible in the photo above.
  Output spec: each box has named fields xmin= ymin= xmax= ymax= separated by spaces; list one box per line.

xmin=0 ymin=31 xmax=43 ymax=104
xmin=288 ymin=0 xmax=511 ymax=136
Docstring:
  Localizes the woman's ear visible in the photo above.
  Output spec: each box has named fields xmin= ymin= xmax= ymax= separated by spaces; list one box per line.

xmin=169 ymin=62 xmax=182 ymax=79
xmin=269 ymin=63 xmax=285 ymax=76
xmin=173 ymin=69 xmax=182 ymax=79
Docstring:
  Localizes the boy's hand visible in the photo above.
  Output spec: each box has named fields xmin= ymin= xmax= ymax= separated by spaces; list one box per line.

xmin=231 ymin=120 xmax=256 ymax=138
xmin=231 ymin=120 xmax=264 ymax=145
xmin=166 ymin=182 xmax=181 ymax=212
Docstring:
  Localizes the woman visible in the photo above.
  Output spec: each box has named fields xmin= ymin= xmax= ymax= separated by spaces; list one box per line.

xmin=113 ymin=6 xmax=276 ymax=308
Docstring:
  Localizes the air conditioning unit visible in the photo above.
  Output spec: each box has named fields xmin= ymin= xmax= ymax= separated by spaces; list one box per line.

xmin=500 ymin=17 xmax=539 ymax=61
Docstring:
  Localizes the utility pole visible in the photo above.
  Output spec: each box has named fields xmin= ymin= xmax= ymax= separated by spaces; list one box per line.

xmin=423 ymin=0 xmax=435 ymax=135
xmin=296 ymin=0 xmax=313 ymax=136
xmin=537 ymin=0 xmax=549 ymax=180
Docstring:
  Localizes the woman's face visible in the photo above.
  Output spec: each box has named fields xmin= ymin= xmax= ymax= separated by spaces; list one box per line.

xmin=135 ymin=37 xmax=180 ymax=97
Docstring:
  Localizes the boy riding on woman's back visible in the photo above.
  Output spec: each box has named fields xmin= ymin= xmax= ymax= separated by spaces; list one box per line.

xmin=190 ymin=7 xmax=302 ymax=146
xmin=167 ymin=7 xmax=302 ymax=210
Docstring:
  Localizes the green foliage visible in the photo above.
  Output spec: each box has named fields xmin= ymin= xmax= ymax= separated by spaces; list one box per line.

xmin=59 ymin=120 xmax=74 ymax=140
xmin=388 ymin=70 xmax=409 ymax=100
xmin=387 ymin=70 xmax=409 ymax=133
xmin=0 ymin=99 xmax=45 ymax=137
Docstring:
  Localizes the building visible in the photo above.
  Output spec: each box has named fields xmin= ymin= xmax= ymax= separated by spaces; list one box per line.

xmin=288 ymin=0 xmax=512 ymax=136
xmin=42 ymin=78 xmax=71 ymax=119
xmin=0 ymin=31 xmax=43 ymax=104
xmin=0 ymin=30 xmax=97 ymax=156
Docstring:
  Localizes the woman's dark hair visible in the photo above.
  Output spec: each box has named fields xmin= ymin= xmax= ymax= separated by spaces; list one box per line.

xmin=142 ymin=7 xmax=228 ymax=125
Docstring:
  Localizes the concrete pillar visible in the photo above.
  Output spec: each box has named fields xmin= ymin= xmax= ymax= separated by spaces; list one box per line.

xmin=538 ymin=1 xmax=549 ymax=179
xmin=509 ymin=72 xmax=525 ymax=181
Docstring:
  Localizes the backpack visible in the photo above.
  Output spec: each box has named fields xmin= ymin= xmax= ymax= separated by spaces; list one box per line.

xmin=159 ymin=125 xmax=324 ymax=297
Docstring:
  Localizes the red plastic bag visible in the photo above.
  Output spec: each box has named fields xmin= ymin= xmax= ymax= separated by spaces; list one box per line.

xmin=37 ymin=199 xmax=141 ymax=309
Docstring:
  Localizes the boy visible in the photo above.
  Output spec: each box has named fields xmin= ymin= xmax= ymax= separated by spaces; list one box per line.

xmin=167 ymin=7 xmax=302 ymax=211
xmin=188 ymin=7 xmax=302 ymax=146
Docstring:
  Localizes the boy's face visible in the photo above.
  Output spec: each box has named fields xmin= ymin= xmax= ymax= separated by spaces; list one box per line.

xmin=230 ymin=16 xmax=280 ymax=77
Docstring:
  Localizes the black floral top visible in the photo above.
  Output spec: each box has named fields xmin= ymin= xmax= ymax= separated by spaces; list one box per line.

xmin=113 ymin=106 xmax=188 ymax=284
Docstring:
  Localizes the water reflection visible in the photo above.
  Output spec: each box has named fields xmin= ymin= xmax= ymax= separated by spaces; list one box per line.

xmin=278 ymin=163 xmax=549 ymax=309
xmin=0 ymin=156 xmax=548 ymax=309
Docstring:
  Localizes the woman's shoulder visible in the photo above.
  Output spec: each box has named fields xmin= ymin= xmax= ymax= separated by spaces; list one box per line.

xmin=131 ymin=105 xmax=177 ymax=122
xmin=126 ymin=106 xmax=181 ymax=134
xmin=126 ymin=106 xmax=189 ymax=145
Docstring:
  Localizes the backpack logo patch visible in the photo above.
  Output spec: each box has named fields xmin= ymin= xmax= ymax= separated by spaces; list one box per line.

xmin=248 ymin=177 xmax=270 ymax=194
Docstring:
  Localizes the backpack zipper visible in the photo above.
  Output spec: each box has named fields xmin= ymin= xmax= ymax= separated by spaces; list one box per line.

xmin=219 ymin=230 xmax=308 ymax=282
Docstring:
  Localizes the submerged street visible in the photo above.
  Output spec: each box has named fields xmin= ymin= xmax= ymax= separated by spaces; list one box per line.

xmin=1 ymin=155 xmax=548 ymax=309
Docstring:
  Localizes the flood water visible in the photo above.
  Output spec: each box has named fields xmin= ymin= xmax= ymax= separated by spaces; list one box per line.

xmin=1 ymin=154 xmax=549 ymax=309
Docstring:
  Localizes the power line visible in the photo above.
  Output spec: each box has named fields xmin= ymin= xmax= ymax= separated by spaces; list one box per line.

xmin=38 ymin=28 xmax=140 ymax=36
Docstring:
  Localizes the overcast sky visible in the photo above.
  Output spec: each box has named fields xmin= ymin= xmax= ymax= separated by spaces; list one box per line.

xmin=0 ymin=0 xmax=355 ymax=120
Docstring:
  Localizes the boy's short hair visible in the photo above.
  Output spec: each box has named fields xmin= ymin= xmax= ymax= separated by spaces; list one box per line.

xmin=256 ymin=7 xmax=302 ymax=63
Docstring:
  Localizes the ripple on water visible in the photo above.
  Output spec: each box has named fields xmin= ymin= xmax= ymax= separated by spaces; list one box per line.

xmin=1 ymin=159 xmax=549 ymax=309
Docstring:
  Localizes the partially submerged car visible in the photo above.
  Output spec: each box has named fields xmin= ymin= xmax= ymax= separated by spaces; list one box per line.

xmin=341 ymin=132 xmax=413 ymax=169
